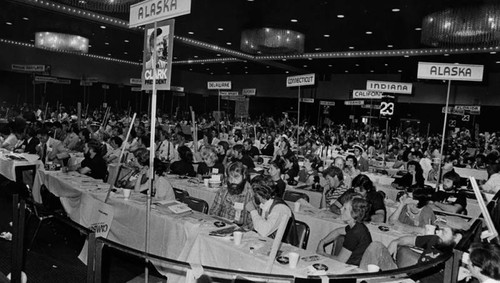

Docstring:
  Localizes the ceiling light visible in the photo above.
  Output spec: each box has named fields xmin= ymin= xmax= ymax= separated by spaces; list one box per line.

xmin=370 ymin=70 xmax=374 ymax=72
xmin=266 ymin=66 xmax=270 ymax=68
xmin=490 ymin=52 xmax=497 ymax=54
xmin=323 ymin=34 xmax=330 ymax=38
xmin=355 ymin=64 xmax=360 ymax=67
xmin=308 ymin=58 xmax=313 ymax=60
xmin=303 ymin=65 xmax=308 ymax=67
xmin=392 ymin=8 xmax=400 ymax=12
xmin=22 ymin=17 xmax=29 ymax=20
xmin=285 ymin=71 xmax=289 ymax=74
xmin=105 ymin=42 xmax=109 ymax=45
xmin=6 ymin=22 xmax=12 ymax=25
xmin=315 ymin=47 xmax=321 ymax=51
xmin=398 ymin=70 xmax=402 ymax=72
xmin=404 ymin=55 xmax=409 ymax=57
xmin=291 ymin=19 xmax=298 ymax=22
xmin=226 ymin=42 xmax=232 ymax=45
xmin=328 ymin=64 xmax=333 ymax=67
xmin=496 ymin=61 xmax=500 ymax=63
xmin=349 ymin=46 xmax=354 ymax=49
xmin=216 ymin=53 xmax=221 ymax=56
xmin=189 ymin=68 xmax=193 ymax=71
xmin=217 ymin=27 xmax=224 ymax=31
xmin=124 ymin=39 xmax=129 ymax=43
xmin=194 ymin=55 xmax=198 ymax=58
xmin=100 ymin=25 xmax=106 ymax=29
xmin=245 ymin=71 xmax=248 ymax=74
xmin=384 ymin=63 xmax=388 ymax=66
xmin=107 ymin=53 xmax=111 ymax=56
xmin=124 ymin=51 xmax=128 ymax=54
xmin=366 ymin=31 xmax=373 ymax=35
xmin=337 ymin=15 xmax=345 ymax=18
xmin=345 ymin=70 xmax=349 ymax=73
xmin=387 ymin=44 xmax=394 ymax=48
xmin=282 ymin=59 xmax=287 ymax=61
xmin=444 ymin=53 xmax=449 ymax=56
xmin=188 ymin=31 xmax=194 ymax=35
xmin=415 ymin=27 xmax=422 ymax=31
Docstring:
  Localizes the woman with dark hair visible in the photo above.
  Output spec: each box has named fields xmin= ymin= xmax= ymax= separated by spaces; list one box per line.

xmin=391 ymin=160 xmax=425 ymax=190
xmin=467 ymin=242 xmax=500 ymax=283
xmin=388 ymin=188 xmax=436 ymax=234
xmin=344 ymin=155 xmax=360 ymax=181
xmin=169 ymin=145 xmax=196 ymax=177
xmin=316 ymin=195 xmax=372 ymax=266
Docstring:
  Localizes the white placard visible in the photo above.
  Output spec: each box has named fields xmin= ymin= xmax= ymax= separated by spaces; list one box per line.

xmin=129 ymin=0 xmax=191 ymax=27
xmin=35 ymin=76 xmax=58 ymax=83
xmin=286 ymin=73 xmax=316 ymax=87
xmin=131 ymin=87 xmax=142 ymax=92
xmin=366 ymin=80 xmax=412 ymax=94
xmin=12 ymin=64 xmax=47 ymax=72
xmin=242 ymin=88 xmax=256 ymax=96
xmin=208 ymin=81 xmax=232 ymax=89
xmin=352 ymin=90 xmax=383 ymax=99
xmin=417 ymin=62 xmax=484 ymax=82
xmin=130 ymin=78 xmax=142 ymax=85
xmin=220 ymin=91 xmax=239 ymax=96
xmin=55 ymin=79 xmax=71 ymax=85
xmin=454 ymin=105 xmax=481 ymax=112
xmin=320 ymin=101 xmax=336 ymax=106
xmin=301 ymin=98 xmax=314 ymax=103
xmin=345 ymin=100 xmax=364 ymax=106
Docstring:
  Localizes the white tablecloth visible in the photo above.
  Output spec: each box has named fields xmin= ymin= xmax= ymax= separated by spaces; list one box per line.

xmin=453 ymin=167 xmax=488 ymax=181
xmin=0 ymin=152 xmax=41 ymax=181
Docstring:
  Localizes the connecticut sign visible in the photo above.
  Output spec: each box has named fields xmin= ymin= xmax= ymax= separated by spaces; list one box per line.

xmin=417 ymin=62 xmax=484 ymax=82
xmin=286 ymin=73 xmax=315 ymax=87
xmin=366 ymin=80 xmax=412 ymax=95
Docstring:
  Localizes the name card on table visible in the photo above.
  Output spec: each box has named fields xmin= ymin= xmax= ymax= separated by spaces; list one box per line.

xmin=417 ymin=62 xmax=484 ymax=82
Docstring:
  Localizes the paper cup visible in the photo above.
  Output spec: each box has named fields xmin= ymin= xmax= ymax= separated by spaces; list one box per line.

xmin=288 ymin=252 xmax=300 ymax=268
xmin=123 ymin=189 xmax=132 ymax=200
xmin=425 ymin=224 xmax=436 ymax=235
xmin=294 ymin=201 xmax=301 ymax=212
xmin=367 ymin=264 xmax=380 ymax=273
xmin=233 ymin=231 xmax=243 ymax=245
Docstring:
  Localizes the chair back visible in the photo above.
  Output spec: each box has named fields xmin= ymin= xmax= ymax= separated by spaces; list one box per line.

xmin=283 ymin=191 xmax=309 ymax=203
xmin=14 ymin=164 xmax=37 ymax=187
xmin=173 ymin=188 xmax=189 ymax=202
xmin=183 ymin=196 xmax=209 ymax=214
xmin=294 ymin=220 xmax=310 ymax=250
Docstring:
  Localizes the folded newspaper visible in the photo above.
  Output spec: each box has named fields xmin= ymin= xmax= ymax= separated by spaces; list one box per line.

xmin=154 ymin=200 xmax=192 ymax=214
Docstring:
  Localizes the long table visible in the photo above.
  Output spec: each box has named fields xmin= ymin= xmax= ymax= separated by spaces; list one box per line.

xmin=32 ymin=169 xmax=357 ymax=278
xmin=0 ymin=151 xmax=41 ymax=181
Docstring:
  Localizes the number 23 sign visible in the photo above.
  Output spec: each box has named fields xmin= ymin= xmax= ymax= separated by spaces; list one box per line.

xmin=380 ymin=102 xmax=394 ymax=116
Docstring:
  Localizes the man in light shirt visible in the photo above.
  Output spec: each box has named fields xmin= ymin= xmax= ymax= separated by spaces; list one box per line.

xmin=0 ymin=126 xmax=18 ymax=151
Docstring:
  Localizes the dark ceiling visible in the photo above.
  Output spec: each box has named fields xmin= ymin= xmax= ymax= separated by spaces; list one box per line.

xmin=1 ymin=0 xmax=500 ymax=77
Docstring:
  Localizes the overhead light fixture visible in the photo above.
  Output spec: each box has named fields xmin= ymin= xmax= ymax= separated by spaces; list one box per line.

xmin=421 ymin=4 xmax=500 ymax=48
xmin=491 ymin=51 xmax=497 ymax=54
xmin=188 ymin=31 xmax=194 ymax=35
xmin=240 ymin=28 xmax=305 ymax=55
xmin=392 ymin=8 xmax=400 ymax=12
xmin=349 ymin=46 xmax=354 ymax=49
xmin=124 ymin=39 xmax=129 ymax=42
xmin=315 ymin=47 xmax=321 ymax=51
xmin=100 ymin=25 xmax=106 ymax=29
xmin=105 ymin=42 xmax=109 ymax=45
xmin=22 ymin=17 xmax=29 ymax=20
xmin=337 ymin=15 xmax=345 ymax=18
xmin=387 ymin=44 xmax=394 ymax=48
xmin=291 ymin=19 xmax=298 ymax=22
xmin=303 ymin=65 xmax=308 ymax=67
xmin=366 ymin=31 xmax=373 ymax=35
xmin=6 ymin=22 xmax=12 ymax=25
xmin=323 ymin=34 xmax=330 ymax=38
xmin=328 ymin=64 xmax=333 ymax=67
xmin=226 ymin=42 xmax=232 ymax=45
xmin=35 ymin=31 xmax=89 ymax=53
xmin=217 ymin=27 xmax=224 ymax=31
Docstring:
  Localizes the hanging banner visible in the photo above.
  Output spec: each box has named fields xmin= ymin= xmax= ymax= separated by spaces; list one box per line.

xmin=235 ymin=98 xmax=249 ymax=118
xmin=141 ymin=19 xmax=175 ymax=91
xmin=301 ymin=98 xmax=314 ymax=103
xmin=345 ymin=100 xmax=364 ymax=106
xmin=366 ymin=80 xmax=412 ymax=94
xmin=320 ymin=101 xmax=336 ymax=106
xmin=242 ymin=88 xmax=256 ymax=96
xmin=352 ymin=90 xmax=383 ymax=99
xmin=208 ymin=81 xmax=232 ymax=89
xmin=417 ymin=62 xmax=484 ymax=82
xmin=286 ymin=73 xmax=316 ymax=87
xmin=129 ymin=0 xmax=191 ymax=27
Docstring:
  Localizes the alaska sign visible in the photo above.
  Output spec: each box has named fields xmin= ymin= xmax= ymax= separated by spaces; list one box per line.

xmin=366 ymin=80 xmax=412 ymax=94
xmin=417 ymin=62 xmax=484 ymax=82
xmin=130 ymin=0 xmax=191 ymax=27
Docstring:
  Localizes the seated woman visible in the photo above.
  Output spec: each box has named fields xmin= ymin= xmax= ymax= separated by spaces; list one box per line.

xmin=246 ymin=175 xmax=294 ymax=240
xmin=316 ymin=195 xmax=372 ymax=266
xmin=197 ymin=146 xmax=224 ymax=177
xmin=332 ymin=174 xmax=386 ymax=223
xmin=77 ymin=139 xmax=107 ymax=180
xmin=267 ymin=157 xmax=287 ymax=198
xmin=388 ymin=188 xmax=436 ymax=234
xmin=392 ymin=160 xmax=425 ymax=190
xmin=209 ymin=162 xmax=254 ymax=228
xmin=169 ymin=145 xmax=196 ymax=177
xmin=153 ymin=161 xmax=176 ymax=201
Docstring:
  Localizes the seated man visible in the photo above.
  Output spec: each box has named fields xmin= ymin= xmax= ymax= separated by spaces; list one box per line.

xmin=359 ymin=224 xmax=464 ymax=271
xmin=209 ymin=162 xmax=254 ymax=228
xmin=246 ymin=175 xmax=293 ymax=240
xmin=388 ymin=188 xmax=436 ymax=234
xmin=432 ymin=170 xmax=467 ymax=214
xmin=77 ymin=139 xmax=108 ymax=180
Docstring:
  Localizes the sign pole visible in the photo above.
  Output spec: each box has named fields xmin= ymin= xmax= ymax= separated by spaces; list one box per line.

xmin=436 ymin=80 xmax=452 ymax=187
xmin=384 ymin=119 xmax=389 ymax=168
xmin=218 ymin=89 xmax=221 ymax=131
xmin=297 ymin=86 xmax=300 ymax=144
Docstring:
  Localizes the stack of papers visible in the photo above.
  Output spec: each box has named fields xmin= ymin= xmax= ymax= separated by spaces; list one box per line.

xmin=158 ymin=200 xmax=192 ymax=214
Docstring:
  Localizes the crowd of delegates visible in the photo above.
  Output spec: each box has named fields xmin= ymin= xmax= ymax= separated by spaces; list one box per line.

xmin=2 ymin=103 xmax=500 ymax=277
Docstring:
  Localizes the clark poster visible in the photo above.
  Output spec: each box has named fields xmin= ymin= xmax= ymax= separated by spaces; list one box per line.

xmin=141 ymin=19 xmax=175 ymax=91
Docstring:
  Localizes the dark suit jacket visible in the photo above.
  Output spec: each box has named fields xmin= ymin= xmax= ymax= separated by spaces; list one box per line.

xmin=357 ymin=156 xmax=370 ymax=172
xmin=18 ymin=137 xmax=39 ymax=154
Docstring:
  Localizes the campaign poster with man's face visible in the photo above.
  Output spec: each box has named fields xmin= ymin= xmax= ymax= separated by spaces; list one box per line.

xmin=141 ymin=19 xmax=174 ymax=91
